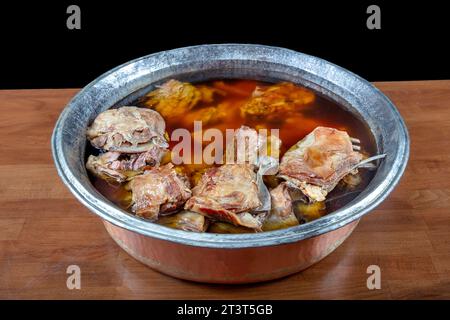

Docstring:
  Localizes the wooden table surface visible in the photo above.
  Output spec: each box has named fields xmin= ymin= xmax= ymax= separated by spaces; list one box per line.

xmin=0 ymin=81 xmax=449 ymax=299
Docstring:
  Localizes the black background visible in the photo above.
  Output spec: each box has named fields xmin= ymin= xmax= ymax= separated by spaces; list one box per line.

xmin=0 ymin=1 xmax=449 ymax=89
xmin=1 ymin=300 xmax=448 ymax=318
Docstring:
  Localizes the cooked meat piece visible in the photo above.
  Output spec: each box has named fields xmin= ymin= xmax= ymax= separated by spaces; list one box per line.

xmin=86 ymin=106 xmax=167 ymax=153
xmin=240 ymin=82 xmax=315 ymax=119
xmin=157 ymin=210 xmax=209 ymax=232
xmin=184 ymin=164 xmax=264 ymax=230
xmin=225 ymin=125 xmax=281 ymax=167
xmin=86 ymin=144 xmax=167 ymax=183
xmin=262 ymin=183 xmax=299 ymax=231
xmin=278 ymin=126 xmax=363 ymax=202
xmin=130 ymin=163 xmax=191 ymax=220
xmin=224 ymin=126 xmax=281 ymax=213
xmin=141 ymin=79 xmax=222 ymax=118
xmin=86 ymin=152 xmax=127 ymax=183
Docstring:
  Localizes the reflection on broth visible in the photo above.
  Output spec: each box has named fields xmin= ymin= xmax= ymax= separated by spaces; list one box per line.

xmin=87 ymin=79 xmax=377 ymax=234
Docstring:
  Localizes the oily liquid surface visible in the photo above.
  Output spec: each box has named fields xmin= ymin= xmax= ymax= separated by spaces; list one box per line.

xmin=89 ymin=79 xmax=377 ymax=232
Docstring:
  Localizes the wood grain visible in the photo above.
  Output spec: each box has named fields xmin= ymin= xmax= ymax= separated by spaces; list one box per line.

xmin=0 ymin=81 xmax=449 ymax=299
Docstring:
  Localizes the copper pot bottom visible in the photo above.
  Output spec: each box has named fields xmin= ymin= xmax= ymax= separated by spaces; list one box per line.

xmin=104 ymin=219 xmax=359 ymax=284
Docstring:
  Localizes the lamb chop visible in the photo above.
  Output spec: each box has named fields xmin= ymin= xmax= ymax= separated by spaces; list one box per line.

xmin=130 ymin=163 xmax=192 ymax=220
xmin=184 ymin=164 xmax=264 ymax=230
xmin=278 ymin=126 xmax=364 ymax=202
xmin=86 ymin=106 xmax=168 ymax=153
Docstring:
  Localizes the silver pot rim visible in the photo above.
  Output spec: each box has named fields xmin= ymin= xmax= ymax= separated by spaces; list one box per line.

xmin=51 ymin=44 xmax=409 ymax=249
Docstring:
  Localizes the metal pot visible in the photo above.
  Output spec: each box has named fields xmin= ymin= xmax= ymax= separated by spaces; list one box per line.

xmin=51 ymin=44 xmax=409 ymax=283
